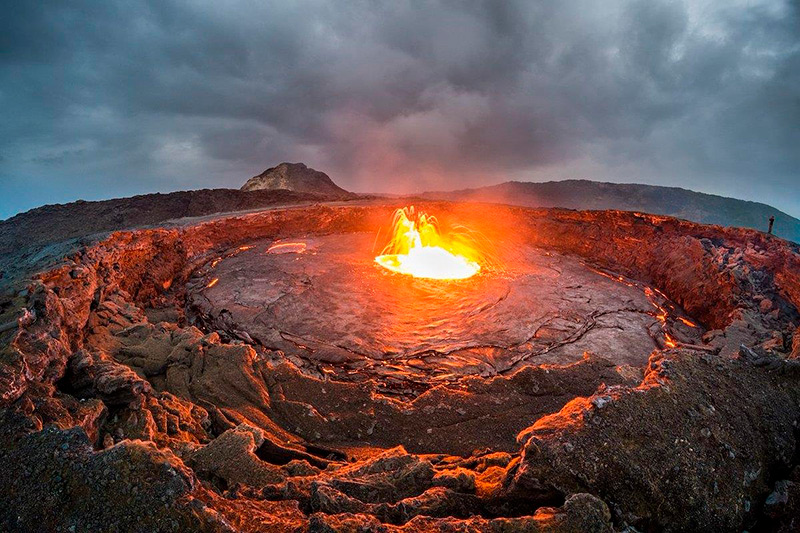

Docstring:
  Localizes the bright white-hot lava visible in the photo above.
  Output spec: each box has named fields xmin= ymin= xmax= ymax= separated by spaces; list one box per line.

xmin=374 ymin=207 xmax=480 ymax=280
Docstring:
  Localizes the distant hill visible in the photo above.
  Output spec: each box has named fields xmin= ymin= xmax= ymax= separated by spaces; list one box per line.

xmin=422 ymin=180 xmax=799 ymax=243
xmin=241 ymin=162 xmax=352 ymax=198
xmin=0 ymin=188 xmax=333 ymax=258
xmin=0 ymin=162 xmax=363 ymax=290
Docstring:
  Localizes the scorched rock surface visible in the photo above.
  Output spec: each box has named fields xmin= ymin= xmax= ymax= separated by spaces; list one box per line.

xmin=0 ymin=198 xmax=798 ymax=532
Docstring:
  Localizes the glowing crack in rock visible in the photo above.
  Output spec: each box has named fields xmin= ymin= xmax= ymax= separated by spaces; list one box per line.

xmin=374 ymin=207 xmax=480 ymax=280
xmin=267 ymin=242 xmax=307 ymax=254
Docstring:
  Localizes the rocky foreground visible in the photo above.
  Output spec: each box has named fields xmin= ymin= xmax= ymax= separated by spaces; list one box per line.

xmin=1 ymin=198 xmax=799 ymax=532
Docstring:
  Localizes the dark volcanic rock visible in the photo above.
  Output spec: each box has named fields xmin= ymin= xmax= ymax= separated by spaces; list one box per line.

xmin=241 ymin=162 xmax=352 ymax=198
xmin=0 ymin=426 xmax=232 ymax=533
xmin=507 ymin=350 xmax=800 ymax=531
xmin=0 ymin=199 xmax=799 ymax=532
xmin=761 ymin=466 xmax=800 ymax=532
xmin=308 ymin=492 xmax=614 ymax=532
xmin=67 ymin=348 xmax=152 ymax=406
xmin=189 ymin=424 xmax=287 ymax=489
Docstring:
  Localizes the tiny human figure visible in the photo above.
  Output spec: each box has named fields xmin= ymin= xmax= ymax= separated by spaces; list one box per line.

xmin=768 ymin=216 xmax=775 ymax=234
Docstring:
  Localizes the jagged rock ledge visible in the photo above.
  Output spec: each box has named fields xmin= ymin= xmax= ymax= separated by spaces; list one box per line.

xmin=1 ymin=201 xmax=799 ymax=532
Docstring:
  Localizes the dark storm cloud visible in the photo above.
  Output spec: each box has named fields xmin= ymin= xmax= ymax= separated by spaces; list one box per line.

xmin=1 ymin=0 xmax=798 ymax=218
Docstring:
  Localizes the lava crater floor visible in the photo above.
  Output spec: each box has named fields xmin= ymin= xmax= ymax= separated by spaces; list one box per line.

xmin=189 ymin=232 xmax=702 ymax=396
xmin=2 ymin=201 xmax=800 ymax=533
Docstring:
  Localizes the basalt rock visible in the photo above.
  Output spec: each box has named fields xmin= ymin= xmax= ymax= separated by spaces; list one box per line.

xmin=189 ymin=424 xmax=289 ymax=490
xmin=307 ymin=492 xmax=614 ymax=532
xmin=506 ymin=350 xmax=800 ymax=531
xmin=761 ymin=466 xmax=800 ymax=532
xmin=67 ymin=348 xmax=152 ymax=406
xmin=0 ymin=426 xmax=233 ymax=533
xmin=0 ymin=199 xmax=798 ymax=531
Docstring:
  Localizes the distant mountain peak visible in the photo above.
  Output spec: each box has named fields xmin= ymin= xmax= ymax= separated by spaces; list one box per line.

xmin=241 ymin=162 xmax=350 ymax=197
xmin=422 ymin=179 xmax=799 ymax=243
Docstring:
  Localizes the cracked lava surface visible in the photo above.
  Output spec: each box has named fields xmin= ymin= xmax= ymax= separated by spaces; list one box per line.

xmin=190 ymin=232 xmax=702 ymax=393
xmin=1 ymin=200 xmax=800 ymax=532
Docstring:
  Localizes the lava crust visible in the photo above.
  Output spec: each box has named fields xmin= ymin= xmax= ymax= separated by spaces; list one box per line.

xmin=1 ymin=199 xmax=800 ymax=532
xmin=189 ymin=232 xmax=701 ymax=393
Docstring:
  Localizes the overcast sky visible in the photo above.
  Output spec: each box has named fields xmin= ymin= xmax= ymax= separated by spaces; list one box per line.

xmin=1 ymin=0 xmax=798 ymax=219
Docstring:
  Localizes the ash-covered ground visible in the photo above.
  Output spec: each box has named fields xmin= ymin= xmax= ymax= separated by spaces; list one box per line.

xmin=1 ymin=196 xmax=800 ymax=532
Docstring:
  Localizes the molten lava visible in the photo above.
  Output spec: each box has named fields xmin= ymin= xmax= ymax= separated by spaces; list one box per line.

xmin=374 ymin=207 xmax=480 ymax=280
xmin=267 ymin=242 xmax=307 ymax=254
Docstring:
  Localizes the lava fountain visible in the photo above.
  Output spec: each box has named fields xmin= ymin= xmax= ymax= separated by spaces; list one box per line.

xmin=374 ymin=206 xmax=481 ymax=280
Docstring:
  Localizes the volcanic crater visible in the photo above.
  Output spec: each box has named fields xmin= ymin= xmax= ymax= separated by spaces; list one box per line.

xmin=189 ymin=231 xmax=701 ymax=393
xmin=2 ymin=198 xmax=800 ymax=532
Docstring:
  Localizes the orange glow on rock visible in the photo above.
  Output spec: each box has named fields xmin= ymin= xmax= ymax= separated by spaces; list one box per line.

xmin=374 ymin=207 xmax=480 ymax=280
xmin=664 ymin=333 xmax=677 ymax=348
xmin=267 ymin=242 xmax=307 ymax=254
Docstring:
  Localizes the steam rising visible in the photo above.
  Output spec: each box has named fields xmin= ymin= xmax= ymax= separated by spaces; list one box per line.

xmin=1 ymin=0 xmax=798 ymax=218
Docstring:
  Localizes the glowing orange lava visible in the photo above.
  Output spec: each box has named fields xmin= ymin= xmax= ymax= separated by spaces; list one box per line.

xmin=374 ymin=207 xmax=480 ymax=280
xmin=664 ymin=333 xmax=678 ymax=348
xmin=267 ymin=242 xmax=307 ymax=254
